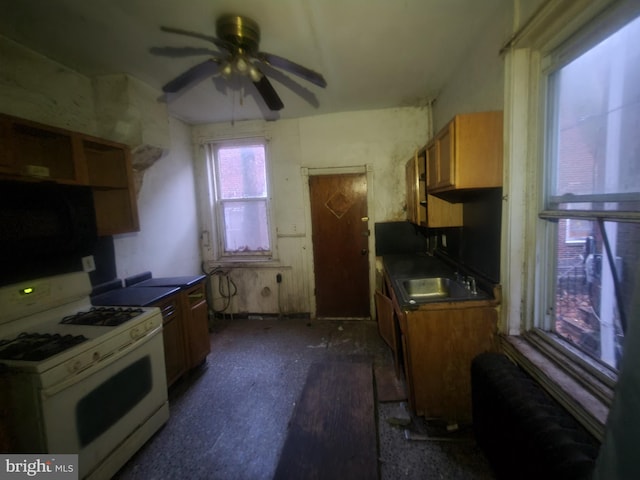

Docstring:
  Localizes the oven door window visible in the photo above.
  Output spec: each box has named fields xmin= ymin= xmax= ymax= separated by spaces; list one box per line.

xmin=76 ymin=356 xmax=152 ymax=447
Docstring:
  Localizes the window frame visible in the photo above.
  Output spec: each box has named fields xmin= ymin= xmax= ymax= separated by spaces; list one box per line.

xmin=502 ymin=0 xmax=640 ymax=439
xmin=537 ymin=7 xmax=640 ymax=370
xmin=207 ymin=137 xmax=276 ymax=262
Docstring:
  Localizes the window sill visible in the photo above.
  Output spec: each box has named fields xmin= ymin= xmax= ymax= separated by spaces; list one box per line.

xmin=206 ymin=259 xmax=284 ymax=269
xmin=501 ymin=333 xmax=614 ymax=441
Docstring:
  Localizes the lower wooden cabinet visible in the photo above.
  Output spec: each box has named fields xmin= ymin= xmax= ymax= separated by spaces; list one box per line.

xmin=181 ymin=281 xmax=211 ymax=369
xmin=382 ymin=271 xmax=499 ymax=423
xmin=375 ymin=290 xmax=401 ymax=374
xmin=154 ymin=295 xmax=187 ymax=387
xmin=156 ymin=280 xmax=211 ymax=386
xmin=400 ymin=306 xmax=498 ymax=422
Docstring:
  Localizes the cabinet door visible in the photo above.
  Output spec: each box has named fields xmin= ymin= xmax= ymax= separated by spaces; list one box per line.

xmin=187 ymin=298 xmax=211 ymax=368
xmin=437 ymin=123 xmax=454 ymax=189
xmin=163 ymin=316 xmax=186 ymax=387
xmin=81 ymin=137 xmax=140 ymax=236
xmin=405 ymin=156 xmax=417 ymax=223
xmin=400 ymin=328 xmax=415 ymax=413
xmin=406 ymin=307 xmax=498 ymax=422
xmin=416 ymin=149 xmax=427 ymax=225
xmin=156 ymin=296 xmax=187 ymax=387
xmin=426 ymin=142 xmax=438 ymax=190
xmin=183 ymin=283 xmax=211 ymax=368
xmin=375 ymin=290 xmax=395 ymax=351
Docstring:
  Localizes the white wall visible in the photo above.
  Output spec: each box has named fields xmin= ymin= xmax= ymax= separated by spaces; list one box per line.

xmin=193 ymin=107 xmax=430 ymax=315
xmin=113 ymin=116 xmax=201 ymax=278
xmin=0 ymin=34 xmax=202 ymax=281
xmin=432 ymin=2 xmax=513 ymax=130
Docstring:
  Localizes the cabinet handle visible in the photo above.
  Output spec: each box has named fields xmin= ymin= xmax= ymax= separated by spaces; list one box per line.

xmin=188 ymin=293 xmax=204 ymax=299
xmin=161 ymin=303 xmax=176 ymax=319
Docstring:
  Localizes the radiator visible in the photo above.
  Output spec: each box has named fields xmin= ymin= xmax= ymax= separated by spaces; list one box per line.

xmin=471 ymin=352 xmax=600 ymax=480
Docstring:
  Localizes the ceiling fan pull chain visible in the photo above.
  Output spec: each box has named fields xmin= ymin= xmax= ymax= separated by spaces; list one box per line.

xmin=231 ymin=85 xmax=236 ymax=126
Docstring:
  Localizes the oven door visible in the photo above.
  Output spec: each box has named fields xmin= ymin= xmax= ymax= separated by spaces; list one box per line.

xmin=40 ymin=327 xmax=168 ymax=479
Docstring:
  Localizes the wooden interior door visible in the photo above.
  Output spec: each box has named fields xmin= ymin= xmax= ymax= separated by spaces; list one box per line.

xmin=309 ymin=173 xmax=370 ymax=318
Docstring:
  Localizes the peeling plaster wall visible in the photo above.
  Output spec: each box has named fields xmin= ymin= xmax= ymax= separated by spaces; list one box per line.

xmin=193 ymin=107 xmax=430 ymax=315
xmin=0 ymin=35 xmax=201 ymax=280
xmin=114 ymin=116 xmax=201 ymax=278
xmin=92 ymin=74 xmax=170 ymax=149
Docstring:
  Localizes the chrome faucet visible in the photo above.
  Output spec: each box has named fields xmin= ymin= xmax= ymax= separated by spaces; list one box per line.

xmin=468 ymin=276 xmax=477 ymax=295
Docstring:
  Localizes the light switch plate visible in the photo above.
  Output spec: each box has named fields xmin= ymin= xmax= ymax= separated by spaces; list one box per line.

xmin=82 ymin=255 xmax=96 ymax=272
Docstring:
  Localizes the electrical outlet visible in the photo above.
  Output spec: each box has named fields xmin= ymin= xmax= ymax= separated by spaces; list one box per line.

xmin=82 ymin=255 xmax=96 ymax=272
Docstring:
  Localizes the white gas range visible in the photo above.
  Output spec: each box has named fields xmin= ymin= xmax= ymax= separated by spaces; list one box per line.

xmin=0 ymin=272 xmax=169 ymax=480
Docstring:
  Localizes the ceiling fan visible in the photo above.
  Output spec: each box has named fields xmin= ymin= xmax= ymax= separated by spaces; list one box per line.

xmin=151 ymin=14 xmax=327 ymax=112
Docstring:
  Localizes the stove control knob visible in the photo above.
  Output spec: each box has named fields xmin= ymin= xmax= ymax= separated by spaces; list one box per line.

xmin=69 ymin=360 xmax=82 ymax=373
xmin=130 ymin=327 xmax=140 ymax=340
xmin=93 ymin=351 xmax=100 ymax=362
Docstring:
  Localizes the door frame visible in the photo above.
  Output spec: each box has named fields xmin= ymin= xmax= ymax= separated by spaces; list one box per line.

xmin=301 ymin=165 xmax=376 ymax=319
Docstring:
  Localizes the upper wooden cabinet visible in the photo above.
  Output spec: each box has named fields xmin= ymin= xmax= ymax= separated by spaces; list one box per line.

xmin=0 ymin=113 xmax=139 ymax=236
xmin=405 ymin=148 xmax=425 ymax=225
xmin=406 ymin=147 xmax=462 ymax=228
xmin=0 ymin=116 xmax=81 ymax=182
xmin=426 ymin=111 xmax=503 ymax=199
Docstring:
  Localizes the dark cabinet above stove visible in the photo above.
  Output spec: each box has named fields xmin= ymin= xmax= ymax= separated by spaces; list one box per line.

xmin=0 ymin=113 xmax=139 ymax=236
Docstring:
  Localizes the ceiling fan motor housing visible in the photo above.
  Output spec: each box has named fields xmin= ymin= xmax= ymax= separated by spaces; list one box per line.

xmin=216 ymin=14 xmax=260 ymax=55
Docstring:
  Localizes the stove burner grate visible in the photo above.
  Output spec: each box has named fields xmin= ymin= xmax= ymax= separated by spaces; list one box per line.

xmin=0 ymin=332 xmax=88 ymax=361
xmin=60 ymin=307 xmax=144 ymax=327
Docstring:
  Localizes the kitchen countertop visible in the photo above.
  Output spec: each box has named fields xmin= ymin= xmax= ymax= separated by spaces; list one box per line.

xmin=133 ymin=275 xmax=207 ymax=290
xmin=91 ymin=285 xmax=181 ymax=307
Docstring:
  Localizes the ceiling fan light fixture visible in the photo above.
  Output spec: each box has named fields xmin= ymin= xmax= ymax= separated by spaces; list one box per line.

xmin=221 ymin=61 xmax=233 ymax=78
xmin=248 ymin=65 xmax=262 ymax=82
xmin=235 ymin=56 xmax=248 ymax=73
xmin=156 ymin=13 xmax=325 ymax=113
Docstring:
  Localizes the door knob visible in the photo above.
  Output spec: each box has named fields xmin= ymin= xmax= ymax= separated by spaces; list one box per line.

xmin=361 ymin=248 xmax=368 ymax=255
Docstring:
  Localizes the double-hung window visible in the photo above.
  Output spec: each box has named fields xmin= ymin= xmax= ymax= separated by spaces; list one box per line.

xmin=208 ymin=139 xmax=273 ymax=260
xmin=538 ymin=12 xmax=640 ymax=371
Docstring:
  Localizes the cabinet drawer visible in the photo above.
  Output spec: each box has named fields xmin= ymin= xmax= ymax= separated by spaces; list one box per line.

xmin=155 ymin=297 xmax=179 ymax=323
xmin=185 ymin=284 xmax=206 ymax=307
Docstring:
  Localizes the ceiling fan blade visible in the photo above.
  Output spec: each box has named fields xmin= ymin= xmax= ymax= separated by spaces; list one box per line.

xmin=160 ymin=26 xmax=230 ymax=51
xmin=252 ymin=73 xmax=284 ymax=111
xmin=150 ymin=46 xmax=224 ymax=59
xmin=162 ymin=59 xmax=221 ymax=94
xmin=257 ymin=63 xmax=319 ymax=108
xmin=257 ymin=52 xmax=327 ymax=88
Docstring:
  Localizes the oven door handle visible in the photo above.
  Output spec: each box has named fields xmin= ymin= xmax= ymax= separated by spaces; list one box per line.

xmin=41 ymin=326 xmax=163 ymax=399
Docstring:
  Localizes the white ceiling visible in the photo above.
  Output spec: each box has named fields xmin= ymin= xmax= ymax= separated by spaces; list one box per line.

xmin=0 ymin=0 xmax=508 ymax=125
